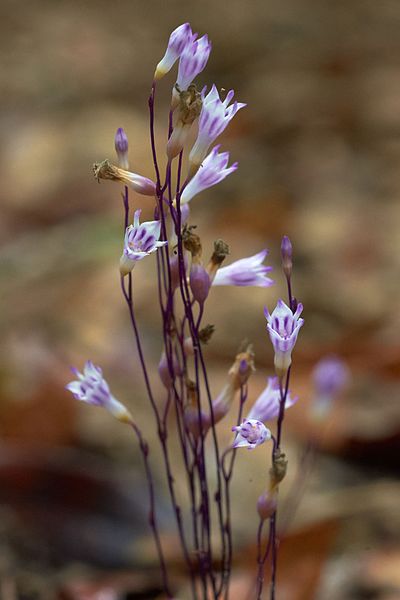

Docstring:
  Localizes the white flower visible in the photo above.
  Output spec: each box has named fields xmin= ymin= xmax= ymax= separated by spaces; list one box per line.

xmin=66 ymin=361 xmax=132 ymax=423
xmin=180 ymin=145 xmax=238 ymax=204
xmin=232 ymin=419 xmax=271 ymax=450
xmin=264 ymin=299 xmax=304 ymax=376
xmin=189 ymin=85 xmax=246 ymax=171
xmin=212 ymin=250 xmax=273 ymax=287
xmin=120 ymin=209 xmax=167 ymax=275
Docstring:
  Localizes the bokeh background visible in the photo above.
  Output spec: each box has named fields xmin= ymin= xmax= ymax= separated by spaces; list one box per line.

xmin=1 ymin=1 xmax=400 ymax=598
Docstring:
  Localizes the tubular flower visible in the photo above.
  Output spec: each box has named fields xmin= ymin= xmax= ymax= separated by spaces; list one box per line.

xmin=264 ymin=299 xmax=304 ymax=377
xmin=120 ymin=209 xmax=167 ymax=276
xmin=212 ymin=250 xmax=273 ymax=287
xmin=188 ymin=85 xmax=246 ymax=173
xmin=247 ymin=376 xmax=297 ymax=422
xmin=176 ymin=34 xmax=212 ymax=91
xmin=66 ymin=361 xmax=132 ymax=424
xmin=180 ymin=145 xmax=238 ymax=204
xmin=154 ymin=23 xmax=194 ymax=80
xmin=232 ymin=419 xmax=271 ymax=450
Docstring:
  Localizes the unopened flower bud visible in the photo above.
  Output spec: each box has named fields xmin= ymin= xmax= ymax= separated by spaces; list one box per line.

xmin=183 ymin=336 xmax=194 ymax=356
xmin=158 ymin=351 xmax=181 ymax=389
xmin=93 ymin=160 xmax=156 ymax=196
xmin=257 ymin=488 xmax=278 ymax=520
xmin=281 ymin=235 xmax=293 ymax=279
xmin=154 ymin=23 xmax=193 ymax=81
xmin=190 ymin=263 xmax=211 ymax=305
xmin=114 ymin=127 xmax=129 ymax=169
xmin=184 ymin=378 xmax=210 ymax=437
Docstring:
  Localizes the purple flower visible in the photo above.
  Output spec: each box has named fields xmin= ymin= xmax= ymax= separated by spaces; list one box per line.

xmin=120 ymin=209 xmax=167 ymax=275
xmin=313 ymin=356 xmax=349 ymax=397
xmin=180 ymin=145 xmax=238 ymax=204
xmin=176 ymin=34 xmax=212 ymax=91
xmin=114 ymin=127 xmax=129 ymax=169
xmin=212 ymin=250 xmax=273 ymax=287
xmin=247 ymin=376 xmax=298 ymax=422
xmin=232 ymin=419 xmax=271 ymax=450
xmin=66 ymin=361 xmax=132 ymax=423
xmin=281 ymin=235 xmax=293 ymax=278
xmin=154 ymin=23 xmax=194 ymax=80
xmin=189 ymin=85 xmax=246 ymax=171
xmin=264 ymin=299 xmax=304 ymax=376
xmin=312 ymin=356 xmax=349 ymax=419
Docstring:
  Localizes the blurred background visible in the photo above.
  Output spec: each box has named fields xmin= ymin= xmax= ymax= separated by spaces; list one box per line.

xmin=1 ymin=0 xmax=399 ymax=598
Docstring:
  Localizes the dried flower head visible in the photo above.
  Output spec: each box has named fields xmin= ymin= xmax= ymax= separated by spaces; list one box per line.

xmin=93 ymin=160 xmax=156 ymax=196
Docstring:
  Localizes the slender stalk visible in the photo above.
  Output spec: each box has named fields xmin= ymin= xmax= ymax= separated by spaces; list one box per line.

xmin=130 ymin=423 xmax=172 ymax=598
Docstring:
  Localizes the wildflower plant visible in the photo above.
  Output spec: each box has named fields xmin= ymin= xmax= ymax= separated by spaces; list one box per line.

xmin=67 ymin=22 xmax=320 ymax=599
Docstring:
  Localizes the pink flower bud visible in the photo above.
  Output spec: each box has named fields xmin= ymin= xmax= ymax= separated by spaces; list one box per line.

xmin=257 ymin=489 xmax=278 ymax=520
xmin=114 ymin=127 xmax=129 ymax=169
xmin=189 ymin=263 xmax=211 ymax=305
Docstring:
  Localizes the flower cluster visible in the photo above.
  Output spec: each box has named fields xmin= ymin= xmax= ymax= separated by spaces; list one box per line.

xmin=67 ymin=22 xmax=311 ymax=600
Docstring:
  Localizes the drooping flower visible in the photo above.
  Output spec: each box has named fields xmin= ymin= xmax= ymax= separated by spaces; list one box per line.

xmin=154 ymin=23 xmax=194 ymax=80
xmin=212 ymin=250 xmax=273 ymax=287
xmin=180 ymin=145 xmax=238 ymax=204
xmin=66 ymin=361 xmax=132 ymax=423
xmin=176 ymin=34 xmax=212 ymax=91
xmin=264 ymin=299 xmax=304 ymax=377
xmin=114 ymin=127 xmax=129 ymax=170
xmin=247 ymin=376 xmax=298 ymax=422
xmin=188 ymin=85 xmax=246 ymax=173
xmin=232 ymin=419 xmax=271 ymax=450
xmin=311 ymin=356 xmax=349 ymax=419
xmin=93 ymin=160 xmax=156 ymax=196
xmin=120 ymin=209 xmax=167 ymax=276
